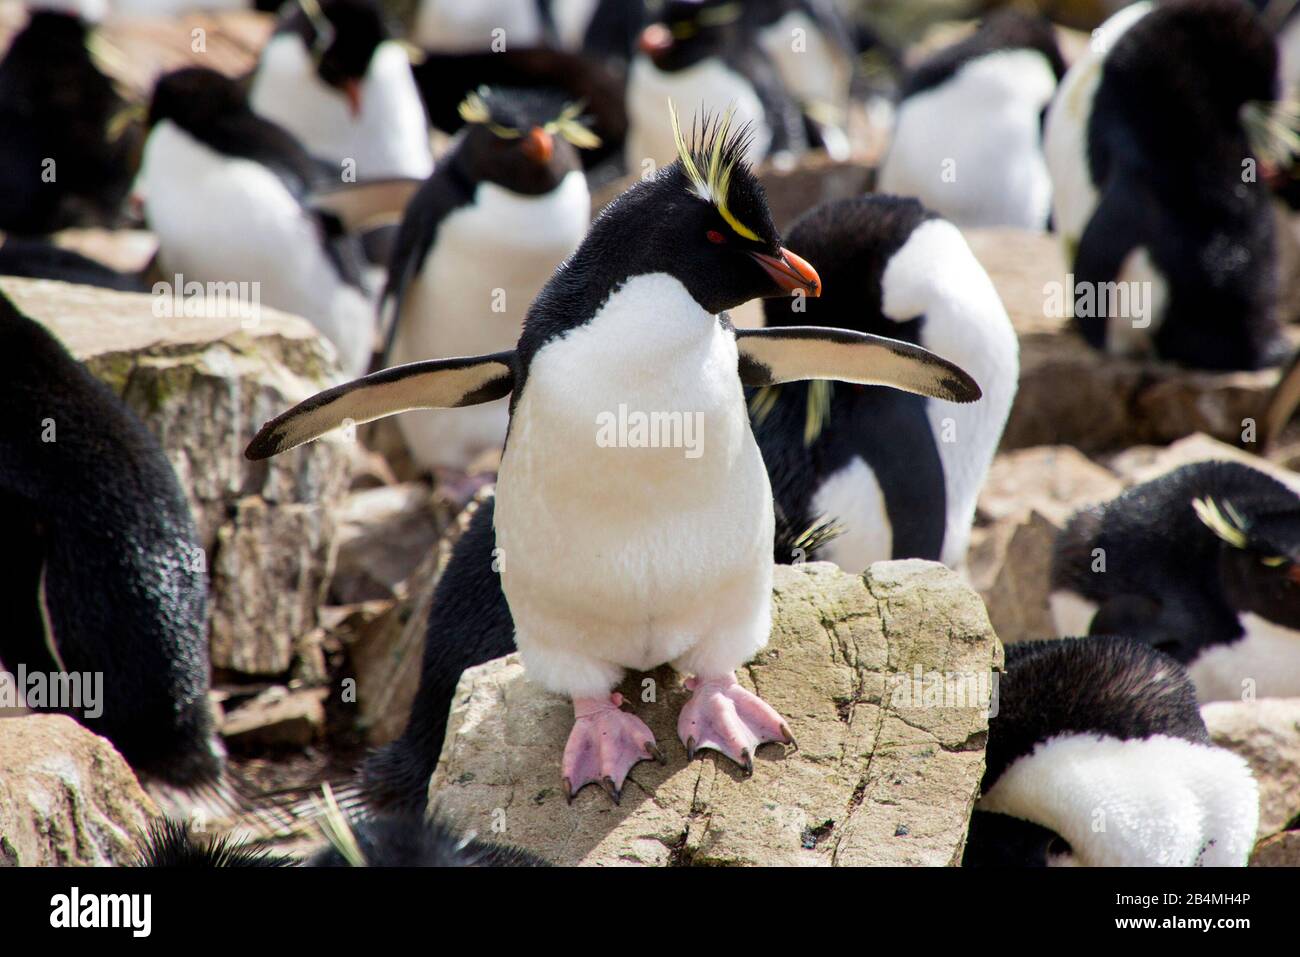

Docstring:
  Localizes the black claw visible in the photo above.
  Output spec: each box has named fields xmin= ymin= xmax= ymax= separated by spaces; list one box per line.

xmin=563 ymin=777 xmax=575 ymax=805
xmin=686 ymin=735 xmax=697 ymax=761
xmin=781 ymin=725 xmax=798 ymax=749
xmin=646 ymin=742 xmax=666 ymax=764
xmin=740 ymin=748 xmax=753 ymax=775
xmin=601 ymin=776 xmax=621 ymax=805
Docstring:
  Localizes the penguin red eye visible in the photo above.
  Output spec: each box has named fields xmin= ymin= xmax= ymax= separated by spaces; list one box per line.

xmin=706 ymin=229 xmax=726 ymax=244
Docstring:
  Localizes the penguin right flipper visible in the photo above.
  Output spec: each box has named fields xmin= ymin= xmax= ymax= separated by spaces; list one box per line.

xmin=1262 ymin=346 xmax=1300 ymax=452
xmin=308 ymin=177 xmax=425 ymax=235
xmin=735 ymin=326 xmax=982 ymax=402
xmin=245 ymin=352 xmax=515 ymax=459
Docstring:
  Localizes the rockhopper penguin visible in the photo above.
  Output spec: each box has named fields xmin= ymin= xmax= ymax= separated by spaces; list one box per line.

xmin=964 ymin=637 xmax=1259 ymax=867
xmin=135 ymin=67 xmax=376 ymax=377
xmin=1051 ymin=459 xmax=1300 ymax=703
xmin=0 ymin=292 xmax=223 ymax=795
xmin=1043 ymin=0 xmax=1291 ymax=369
xmin=247 ymin=107 xmax=981 ymax=803
xmin=382 ymin=87 xmax=596 ymax=473
xmin=250 ymin=0 xmax=433 ymax=182
xmin=877 ymin=10 xmax=1066 ymax=229
xmin=753 ymin=195 xmax=1017 ymax=571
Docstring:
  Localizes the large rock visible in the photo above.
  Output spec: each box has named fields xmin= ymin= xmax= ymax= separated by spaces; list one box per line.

xmin=0 ymin=714 xmax=157 ymax=866
xmin=1202 ymin=698 xmax=1300 ymax=840
xmin=2 ymin=277 xmax=352 ymax=678
xmin=426 ymin=561 xmax=1001 ymax=866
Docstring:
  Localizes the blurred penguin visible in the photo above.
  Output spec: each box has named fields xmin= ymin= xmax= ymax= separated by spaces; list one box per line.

xmin=250 ymin=0 xmax=432 ymax=182
xmin=877 ymin=10 xmax=1065 ymax=229
xmin=1044 ymin=0 xmax=1291 ymax=369
xmin=964 ymin=637 xmax=1258 ymax=866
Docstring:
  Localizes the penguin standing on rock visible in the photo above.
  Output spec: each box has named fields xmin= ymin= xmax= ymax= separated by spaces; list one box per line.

xmin=1043 ymin=0 xmax=1291 ymax=370
xmin=752 ymin=195 xmax=1017 ymax=571
xmin=625 ymin=0 xmax=806 ymax=171
xmin=964 ymin=637 xmax=1259 ymax=867
xmin=0 ymin=293 xmax=223 ymax=799
xmin=248 ymin=108 xmax=981 ymax=803
xmin=876 ymin=10 xmax=1065 ymax=229
xmin=250 ymin=0 xmax=433 ymax=182
xmin=382 ymin=87 xmax=596 ymax=476
xmin=135 ymin=68 xmax=376 ymax=377
xmin=1051 ymin=460 xmax=1300 ymax=703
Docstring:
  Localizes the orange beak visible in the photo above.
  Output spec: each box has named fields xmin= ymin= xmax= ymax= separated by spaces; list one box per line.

xmin=748 ymin=247 xmax=821 ymax=298
xmin=521 ymin=127 xmax=554 ymax=164
xmin=638 ymin=23 xmax=673 ymax=56
xmin=342 ymin=78 xmax=363 ymax=117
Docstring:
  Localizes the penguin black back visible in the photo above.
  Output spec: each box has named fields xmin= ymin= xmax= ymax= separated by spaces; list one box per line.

xmin=900 ymin=9 xmax=1066 ymax=100
xmin=0 ymin=293 xmax=220 ymax=788
xmin=278 ymin=0 xmax=389 ymax=94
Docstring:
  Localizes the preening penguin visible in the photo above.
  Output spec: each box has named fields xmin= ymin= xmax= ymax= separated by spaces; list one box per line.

xmin=382 ymin=88 xmax=595 ymax=473
xmin=135 ymin=68 xmax=376 ymax=377
xmin=250 ymin=0 xmax=433 ymax=181
xmin=625 ymin=0 xmax=806 ymax=171
xmin=248 ymin=108 xmax=980 ymax=803
xmin=752 ymin=195 xmax=1017 ymax=571
xmin=876 ymin=10 xmax=1065 ymax=229
xmin=1050 ymin=460 xmax=1300 ymax=703
xmin=964 ymin=637 xmax=1258 ymax=867
xmin=1043 ymin=0 xmax=1290 ymax=369
xmin=0 ymin=293 xmax=223 ymax=794
xmin=0 ymin=8 xmax=136 ymax=234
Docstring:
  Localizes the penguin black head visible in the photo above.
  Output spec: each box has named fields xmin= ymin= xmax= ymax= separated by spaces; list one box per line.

xmin=281 ymin=0 xmax=389 ymax=115
xmin=452 ymin=87 xmax=596 ymax=195
xmin=147 ymin=67 xmax=247 ymax=131
xmin=637 ymin=0 xmax=745 ymax=72
xmin=572 ymin=106 xmax=819 ymax=315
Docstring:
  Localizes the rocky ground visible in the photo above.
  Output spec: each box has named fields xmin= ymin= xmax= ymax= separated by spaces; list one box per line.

xmin=1 ymin=5 xmax=1298 ymax=867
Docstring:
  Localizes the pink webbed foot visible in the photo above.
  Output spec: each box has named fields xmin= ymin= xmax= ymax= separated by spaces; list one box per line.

xmin=677 ymin=673 xmax=795 ymax=774
xmin=562 ymin=693 xmax=664 ymax=805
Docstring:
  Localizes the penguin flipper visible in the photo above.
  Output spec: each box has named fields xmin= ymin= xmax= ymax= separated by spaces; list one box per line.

xmin=245 ymin=352 xmax=515 ymax=459
xmin=309 ymin=178 xmax=425 ymax=235
xmin=735 ymin=326 xmax=981 ymax=403
xmin=1262 ymin=345 xmax=1300 ymax=452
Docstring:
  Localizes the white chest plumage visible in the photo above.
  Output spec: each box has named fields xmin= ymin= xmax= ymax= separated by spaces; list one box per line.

xmin=879 ymin=49 xmax=1059 ymax=229
xmin=495 ymin=274 xmax=775 ymax=698
xmin=250 ymin=36 xmax=433 ymax=181
xmin=625 ymin=55 xmax=771 ymax=171
xmin=390 ymin=170 xmax=590 ymax=469
xmin=1187 ymin=612 xmax=1300 ymax=703
xmin=814 ymin=220 xmax=1018 ymax=571
xmin=135 ymin=121 xmax=374 ymax=377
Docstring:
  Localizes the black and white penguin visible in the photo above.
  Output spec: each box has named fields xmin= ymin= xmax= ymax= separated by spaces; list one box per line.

xmin=1043 ymin=0 xmax=1290 ymax=370
xmin=753 ymin=195 xmax=1017 ymax=571
xmin=1051 ymin=460 xmax=1300 ymax=703
xmin=247 ymin=108 xmax=980 ymax=803
xmin=625 ymin=0 xmax=806 ymax=170
xmin=413 ymin=0 xmax=639 ymax=58
xmin=0 ymin=6 xmax=135 ymax=234
xmin=249 ymin=0 xmax=433 ymax=182
xmin=963 ymin=637 xmax=1259 ymax=867
xmin=134 ymin=68 xmax=376 ymax=377
xmin=0 ymin=237 xmax=147 ymax=292
xmin=382 ymin=88 xmax=595 ymax=474
xmin=877 ymin=10 xmax=1065 ymax=229
xmin=0 ymin=293 xmax=223 ymax=794
xmin=136 ymin=810 xmax=546 ymax=867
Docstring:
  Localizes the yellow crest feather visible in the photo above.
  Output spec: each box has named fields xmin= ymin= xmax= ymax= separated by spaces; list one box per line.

xmin=667 ymin=101 xmax=761 ymax=241
xmin=1192 ymin=497 xmax=1248 ymax=549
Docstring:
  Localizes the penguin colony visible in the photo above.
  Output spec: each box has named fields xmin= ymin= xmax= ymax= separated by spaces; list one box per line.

xmin=0 ymin=0 xmax=1296 ymax=871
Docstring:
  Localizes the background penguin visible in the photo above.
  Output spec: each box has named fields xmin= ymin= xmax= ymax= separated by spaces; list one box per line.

xmin=136 ymin=808 xmax=546 ymax=867
xmin=1043 ymin=0 xmax=1290 ymax=370
xmin=0 ymin=237 xmax=147 ymax=291
xmin=624 ymin=0 xmax=807 ymax=171
xmin=876 ymin=9 xmax=1065 ymax=229
xmin=0 ymin=7 xmax=137 ymax=234
xmin=752 ymin=195 xmax=1018 ymax=571
xmin=1050 ymin=460 xmax=1300 ymax=703
xmin=135 ymin=67 xmax=376 ymax=377
xmin=0 ymin=293 xmax=224 ymax=799
xmin=246 ymin=109 xmax=980 ymax=804
xmin=382 ymin=87 xmax=595 ymax=477
xmin=250 ymin=0 xmax=433 ymax=182
xmin=963 ymin=637 xmax=1259 ymax=867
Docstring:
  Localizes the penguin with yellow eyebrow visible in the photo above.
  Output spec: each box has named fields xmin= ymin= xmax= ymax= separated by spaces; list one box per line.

xmin=380 ymin=87 xmax=597 ymax=485
xmin=249 ymin=107 xmax=980 ymax=806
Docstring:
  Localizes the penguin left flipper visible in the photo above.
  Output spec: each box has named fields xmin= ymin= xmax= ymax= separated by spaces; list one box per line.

xmin=245 ymin=351 xmax=515 ymax=459
xmin=308 ymin=177 xmax=425 ymax=234
xmin=735 ymin=326 xmax=982 ymax=402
